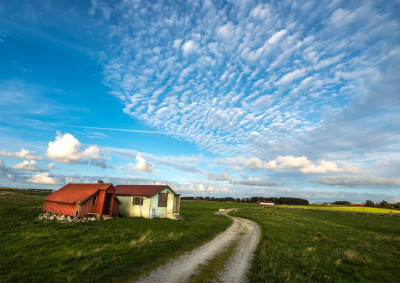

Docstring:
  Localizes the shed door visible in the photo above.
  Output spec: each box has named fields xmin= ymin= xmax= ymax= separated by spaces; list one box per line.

xmin=173 ymin=195 xmax=180 ymax=213
xmin=103 ymin=194 xmax=112 ymax=214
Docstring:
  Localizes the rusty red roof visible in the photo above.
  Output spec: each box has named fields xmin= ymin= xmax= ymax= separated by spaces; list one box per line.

xmin=115 ymin=185 xmax=173 ymax=197
xmin=44 ymin=183 xmax=114 ymax=204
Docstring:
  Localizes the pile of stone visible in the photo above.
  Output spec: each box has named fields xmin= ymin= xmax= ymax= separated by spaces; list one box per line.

xmin=36 ymin=212 xmax=99 ymax=223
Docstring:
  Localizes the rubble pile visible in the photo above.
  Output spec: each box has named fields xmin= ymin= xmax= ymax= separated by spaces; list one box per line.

xmin=36 ymin=212 xmax=99 ymax=223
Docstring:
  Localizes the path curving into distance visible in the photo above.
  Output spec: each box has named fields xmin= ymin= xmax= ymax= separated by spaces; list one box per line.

xmin=136 ymin=209 xmax=260 ymax=283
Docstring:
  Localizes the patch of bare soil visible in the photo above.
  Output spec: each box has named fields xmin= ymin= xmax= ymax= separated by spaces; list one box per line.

xmin=136 ymin=209 xmax=260 ymax=283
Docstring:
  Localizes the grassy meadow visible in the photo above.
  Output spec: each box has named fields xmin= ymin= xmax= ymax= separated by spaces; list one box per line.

xmin=0 ymin=188 xmax=248 ymax=282
xmin=1 ymin=188 xmax=399 ymax=282
xmin=232 ymin=207 xmax=400 ymax=282
xmin=278 ymin=204 xmax=400 ymax=214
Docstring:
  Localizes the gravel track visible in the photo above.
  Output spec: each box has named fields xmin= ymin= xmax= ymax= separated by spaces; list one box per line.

xmin=136 ymin=209 xmax=260 ymax=283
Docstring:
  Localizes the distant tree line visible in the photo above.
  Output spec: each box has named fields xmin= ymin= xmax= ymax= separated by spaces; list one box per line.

xmin=329 ymin=200 xmax=400 ymax=210
xmin=332 ymin=201 xmax=352 ymax=205
xmin=364 ymin=200 xmax=400 ymax=210
xmin=181 ymin=196 xmax=309 ymax=205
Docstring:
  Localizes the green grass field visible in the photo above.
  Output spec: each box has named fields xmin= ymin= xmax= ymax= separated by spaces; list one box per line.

xmin=1 ymin=188 xmax=399 ymax=282
xmin=0 ymin=189 xmax=246 ymax=282
xmin=232 ymin=207 xmax=400 ymax=282
xmin=278 ymin=204 xmax=400 ymax=214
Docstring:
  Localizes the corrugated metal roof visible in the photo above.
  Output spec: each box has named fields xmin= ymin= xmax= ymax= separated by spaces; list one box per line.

xmin=44 ymin=183 xmax=114 ymax=204
xmin=115 ymin=185 xmax=173 ymax=197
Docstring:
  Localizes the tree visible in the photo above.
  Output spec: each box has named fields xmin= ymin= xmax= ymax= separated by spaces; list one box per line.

xmin=278 ymin=197 xmax=309 ymax=205
xmin=378 ymin=200 xmax=390 ymax=209
xmin=364 ymin=200 xmax=375 ymax=207
xmin=332 ymin=201 xmax=351 ymax=206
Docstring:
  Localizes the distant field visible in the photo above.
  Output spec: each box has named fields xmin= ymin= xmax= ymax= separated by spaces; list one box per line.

xmin=0 ymin=188 xmax=256 ymax=282
xmin=232 ymin=208 xmax=400 ymax=282
xmin=278 ymin=204 xmax=400 ymax=214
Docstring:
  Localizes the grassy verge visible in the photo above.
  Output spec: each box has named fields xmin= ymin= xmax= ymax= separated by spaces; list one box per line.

xmin=0 ymin=189 xmax=245 ymax=282
xmin=231 ymin=208 xmax=400 ymax=282
xmin=278 ymin=205 xmax=400 ymax=214
xmin=189 ymin=240 xmax=238 ymax=283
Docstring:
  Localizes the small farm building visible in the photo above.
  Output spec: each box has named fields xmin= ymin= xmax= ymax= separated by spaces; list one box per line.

xmin=43 ymin=183 xmax=120 ymax=219
xmin=115 ymin=185 xmax=181 ymax=220
xmin=258 ymin=200 xmax=275 ymax=206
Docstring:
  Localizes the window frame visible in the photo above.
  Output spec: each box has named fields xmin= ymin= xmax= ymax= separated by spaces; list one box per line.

xmin=132 ymin=197 xmax=144 ymax=206
xmin=158 ymin=193 xmax=167 ymax=207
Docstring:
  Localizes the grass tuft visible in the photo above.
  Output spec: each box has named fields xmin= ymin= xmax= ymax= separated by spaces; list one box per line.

xmin=190 ymin=240 xmax=238 ymax=283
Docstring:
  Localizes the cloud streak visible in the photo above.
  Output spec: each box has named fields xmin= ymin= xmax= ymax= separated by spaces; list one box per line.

xmin=0 ymin=148 xmax=44 ymax=160
xmin=11 ymin=160 xmax=48 ymax=172
xmin=218 ymin=155 xmax=360 ymax=174
xmin=232 ymin=177 xmax=278 ymax=187
xmin=65 ymin=125 xmax=165 ymax=135
xmin=208 ymin=171 xmax=233 ymax=181
xmin=317 ymin=176 xmax=400 ymax=187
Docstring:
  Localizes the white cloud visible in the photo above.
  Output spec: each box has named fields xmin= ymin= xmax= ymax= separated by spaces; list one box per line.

xmin=267 ymin=29 xmax=287 ymax=45
xmin=244 ymin=157 xmax=265 ymax=171
xmin=300 ymin=160 xmax=361 ymax=174
xmin=266 ymin=156 xmax=361 ymax=174
xmin=11 ymin=160 xmax=47 ymax=172
xmin=216 ymin=22 xmax=235 ymax=39
xmin=0 ymin=148 xmax=44 ymax=160
xmin=181 ymin=40 xmax=199 ymax=56
xmin=219 ymin=155 xmax=361 ymax=174
xmin=276 ymin=68 xmax=307 ymax=85
xmin=88 ymin=0 xmax=111 ymax=20
xmin=328 ymin=8 xmax=356 ymax=28
xmin=173 ymin=39 xmax=182 ymax=49
xmin=177 ymin=183 xmax=229 ymax=193
xmin=0 ymin=159 xmax=6 ymax=172
xmin=46 ymin=162 xmax=56 ymax=169
xmin=46 ymin=133 xmax=105 ymax=167
xmin=134 ymin=153 xmax=153 ymax=172
xmin=27 ymin=173 xmax=59 ymax=185
xmin=233 ymin=177 xmax=278 ymax=187
xmin=317 ymin=176 xmax=400 ymax=187
xmin=217 ymin=157 xmax=264 ymax=171
xmin=208 ymin=171 xmax=233 ymax=181
xmin=103 ymin=146 xmax=204 ymax=174
xmin=265 ymin=155 xmax=310 ymax=170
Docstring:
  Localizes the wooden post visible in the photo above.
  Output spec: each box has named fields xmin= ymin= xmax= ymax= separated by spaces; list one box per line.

xmin=76 ymin=201 xmax=81 ymax=220
xmin=99 ymin=191 xmax=106 ymax=220
xmin=109 ymin=192 xmax=116 ymax=216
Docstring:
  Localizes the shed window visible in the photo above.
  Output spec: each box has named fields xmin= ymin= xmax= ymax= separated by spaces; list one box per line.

xmin=92 ymin=196 xmax=97 ymax=205
xmin=133 ymin=197 xmax=143 ymax=206
xmin=158 ymin=193 xmax=167 ymax=207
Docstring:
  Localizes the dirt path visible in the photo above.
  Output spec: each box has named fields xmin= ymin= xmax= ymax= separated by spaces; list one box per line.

xmin=136 ymin=209 xmax=260 ymax=283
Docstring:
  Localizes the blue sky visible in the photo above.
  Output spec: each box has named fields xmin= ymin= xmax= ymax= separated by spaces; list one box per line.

xmin=0 ymin=0 xmax=399 ymax=203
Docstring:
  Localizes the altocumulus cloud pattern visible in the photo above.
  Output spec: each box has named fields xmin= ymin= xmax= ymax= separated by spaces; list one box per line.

xmin=91 ymin=0 xmax=400 ymax=160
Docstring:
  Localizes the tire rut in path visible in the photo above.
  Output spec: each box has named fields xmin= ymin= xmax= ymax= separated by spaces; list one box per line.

xmin=136 ymin=209 xmax=260 ymax=283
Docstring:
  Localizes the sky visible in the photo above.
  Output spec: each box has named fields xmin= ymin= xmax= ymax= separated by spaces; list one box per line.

xmin=0 ymin=0 xmax=399 ymax=203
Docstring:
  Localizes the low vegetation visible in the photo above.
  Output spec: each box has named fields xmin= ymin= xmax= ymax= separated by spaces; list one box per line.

xmin=231 ymin=207 xmax=400 ymax=282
